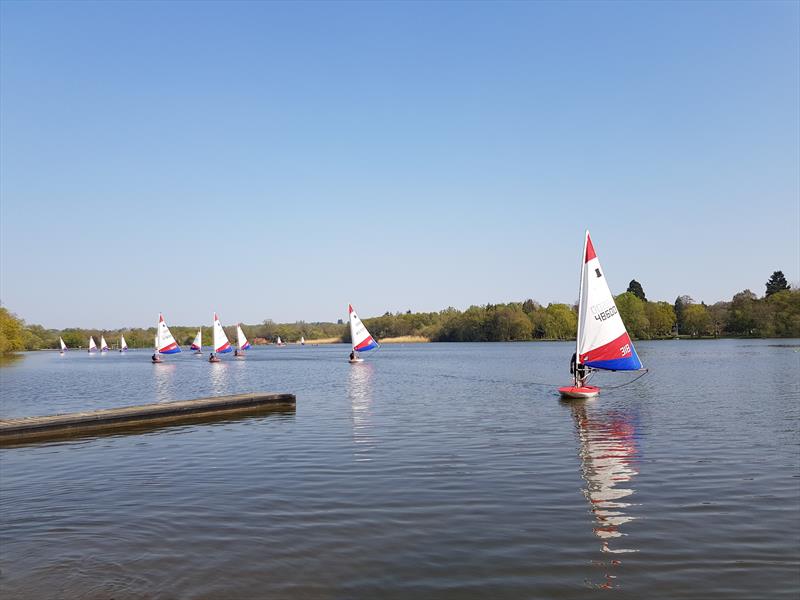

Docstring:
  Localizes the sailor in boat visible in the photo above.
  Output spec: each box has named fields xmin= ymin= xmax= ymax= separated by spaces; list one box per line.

xmin=570 ymin=353 xmax=588 ymax=387
xmin=350 ymin=350 xmax=355 ymax=361
xmin=151 ymin=352 xmax=162 ymax=363
xmin=234 ymin=349 xmax=239 ymax=357
xmin=209 ymin=352 xmax=220 ymax=363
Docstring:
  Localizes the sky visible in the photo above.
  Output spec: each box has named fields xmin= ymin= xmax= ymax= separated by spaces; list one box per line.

xmin=1 ymin=0 xmax=798 ymax=329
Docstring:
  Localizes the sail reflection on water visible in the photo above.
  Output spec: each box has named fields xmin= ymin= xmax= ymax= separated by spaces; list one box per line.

xmin=569 ymin=401 xmax=641 ymax=588
xmin=348 ymin=362 xmax=375 ymax=462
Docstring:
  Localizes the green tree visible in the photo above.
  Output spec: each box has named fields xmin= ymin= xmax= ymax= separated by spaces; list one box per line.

xmin=0 ymin=307 xmax=26 ymax=354
xmin=726 ymin=290 xmax=758 ymax=335
xmin=627 ymin=280 xmax=647 ymax=301
xmin=644 ymin=301 xmax=676 ymax=337
xmin=674 ymin=295 xmax=694 ymax=334
xmin=682 ymin=304 xmax=712 ymax=336
xmin=765 ymin=271 xmax=790 ymax=297
xmin=541 ymin=303 xmax=577 ymax=340
xmin=615 ymin=292 xmax=650 ymax=339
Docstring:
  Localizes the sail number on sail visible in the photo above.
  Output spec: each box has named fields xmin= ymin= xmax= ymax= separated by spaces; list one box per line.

xmin=591 ymin=303 xmax=618 ymax=322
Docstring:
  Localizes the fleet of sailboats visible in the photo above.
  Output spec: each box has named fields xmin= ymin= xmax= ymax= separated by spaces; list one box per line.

xmin=46 ymin=231 xmax=648 ymax=401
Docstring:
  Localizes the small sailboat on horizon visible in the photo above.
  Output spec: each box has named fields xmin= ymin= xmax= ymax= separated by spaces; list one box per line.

xmin=348 ymin=303 xmax=378 ymax=363
xmin=119 ymin=335 xmax=128 ymax=352
xmin=275 ymin=336 xmax=285 ymax=346
xmin=153 ymin=314 xmax=181 ymax=363
xmin=191 ymin=327 xmax=203 ymax=355
xmin=88 ymin=336 xmax=98 ymax=354
xmin=235 ymin=324 xmax=251 ymax=358
xmin=300 ymin=336 xmax=305 ymax=346
xmin=100 ymin=336 xmax=110 ymax=353
xmin=559 ymin=231 xmax=645 ymax=399
xmin=59 ymin=337 xmax=67 ymax=354
xmin=210 ymin=313 xmax=232 ymax=362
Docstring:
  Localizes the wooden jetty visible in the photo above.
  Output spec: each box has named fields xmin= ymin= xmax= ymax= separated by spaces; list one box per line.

xmin=0 ymin=392 xmax=295 ymax=445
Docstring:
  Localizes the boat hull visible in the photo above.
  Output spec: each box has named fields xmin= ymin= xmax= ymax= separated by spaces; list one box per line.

xmin=558 ymin=385 xmax=600 ymax=399
xmin=349 ymin=358 xmax=364 ymax=364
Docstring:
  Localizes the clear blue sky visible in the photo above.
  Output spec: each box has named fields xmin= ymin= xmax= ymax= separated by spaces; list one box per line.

xmin=1 ymin=1 xmax=798 ymax=329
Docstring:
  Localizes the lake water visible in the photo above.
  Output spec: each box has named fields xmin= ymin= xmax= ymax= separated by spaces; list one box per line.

xmin=0 ymin=340 xmax=798 ymax=599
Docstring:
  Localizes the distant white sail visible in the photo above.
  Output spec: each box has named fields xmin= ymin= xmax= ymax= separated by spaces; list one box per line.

xmin=120 ymin=334 xmax=128 ymax=351
xmin=191 ymin=329 xmax=202 ymax=351
xmin=100 ymin=336 xmax=109 ymax=352
xmin=276 ymin=336 xmax=283 ymax=345
xmin=59 ymin=337 xmax=67 ymax=352
xmin=213 ymin=313 xmax=232 ymax=353
xmin=236 ymin=325 xmax=251 ymax=351
xmin=349 ymin=304 xmax=378 ymax=354
xmin=88 ymin=336 xmax=97 ymax=353
xmin=157 ymin=314 xmax=181 ymax=354
xmin=300 ymin=336 xmax=305 ymax=345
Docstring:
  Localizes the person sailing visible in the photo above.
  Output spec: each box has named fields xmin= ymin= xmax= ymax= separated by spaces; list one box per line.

xmin=349 ymin=350 xmax=355 ymax=361
xmin=570 ymin=352 xmax=588 ymax=387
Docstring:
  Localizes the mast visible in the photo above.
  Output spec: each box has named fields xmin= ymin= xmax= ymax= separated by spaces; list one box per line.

xmin=575 ymin=230 xmax=589 ymax=382
xmin=349 ymin=305 xmax=356 ymax=352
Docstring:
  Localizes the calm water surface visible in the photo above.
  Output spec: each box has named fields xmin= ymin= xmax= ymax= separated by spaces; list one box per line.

xmin=1 ymin=340 xmax=798 ymax=599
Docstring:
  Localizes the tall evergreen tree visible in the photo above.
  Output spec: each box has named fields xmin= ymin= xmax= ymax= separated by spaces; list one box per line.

xmin=765 ymin=271 xmax=790 ymax=297
xmin=627 ymin=279 xmax=647 ymax=301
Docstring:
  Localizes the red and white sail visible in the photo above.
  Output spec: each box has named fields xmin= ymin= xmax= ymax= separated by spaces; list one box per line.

xmin=213 ymin=313 xmax=232 ymax=353
xmin=100 ymin=336 xmax=109 ymax=352
xmin=349 ymin=304 xmax=378 ymax=353
xmin=157 ymin=314 xmax=181 ymax=354
xmin=577 ymin=231 xmax=642 ymax=371
xmin=88 ymin=336 xmax=97 ymax=353
xmin=191 ymin=329 xmax=202 ymax=351
xmin=236 ymin=325 xmax=251 ymax=351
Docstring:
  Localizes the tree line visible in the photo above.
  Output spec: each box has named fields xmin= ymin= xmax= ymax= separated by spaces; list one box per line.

xmin=1 ymin=271 xmax=797 ymax=354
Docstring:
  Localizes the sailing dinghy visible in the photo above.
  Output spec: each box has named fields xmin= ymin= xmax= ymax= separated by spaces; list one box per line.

xmin=59 ymin=337 xmax=67 ymax=354
xmin=210 ymin=313 xmax=232 ymax=362
xmin=88 ymin=336 xmax=98 ymax=353
xmin=559 ymin=231 xmax=644 ymax=399
xmin=119 ymin=335 xmax=128 ymax=352
xmin=276 ymin=336 xmax=284 ymax=346
xmin=235 ymin=324 xmax=251 ymax=358
xmin=300 ymin=336 xmax=305 ymax=346
xmin=191 ymin=328 xmax=203 ymax=355
xmin=153 ymin=313 xmax=181 ymax=363
xmin=348 ymin=303 xmax=378 ymax=363
xmin=100 ymin=336 xmax=110 ymax=352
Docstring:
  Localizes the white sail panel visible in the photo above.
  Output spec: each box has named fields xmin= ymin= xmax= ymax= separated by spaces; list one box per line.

xmin=120 ymin=335 xmax=128 ymax=351
xmin=191 ymin=329 xmax=202 ymax=350
xmin=88 ymin=336 xmax=97 ymax=352
xmin=157 ymin=314 xmax=181 ymax=354
xmin=213 ymin=313 xmax=232 ymax=353
xmin=59 ymin=337 xmax=67 ymax=351
xmin=577 ymin=231 xmax=642 ymax=371
xmin=236 ymin=325 xmax=251 ymax=351
xmin=100 ymin=336 xmax=109 ymax=351
xmin=349 ymin=304 xmax=377 ymax=353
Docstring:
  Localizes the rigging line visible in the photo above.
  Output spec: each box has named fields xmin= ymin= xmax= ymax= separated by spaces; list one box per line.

xmin=601 ymin=369 xmax=650 ymax=390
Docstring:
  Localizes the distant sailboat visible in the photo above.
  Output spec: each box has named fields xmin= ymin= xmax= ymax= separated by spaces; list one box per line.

xmin=59 ymin=337 xmax=67 ymax=354
xmin=348 ymin=303 xmax=378 ymax=363
xmin=153 ymin=313 xmax=181 ymax=363
xmin=559 ymin=231 xmax=645 ymax=399
xmin=235 ymin=324 xmax=251 ymax=358
xmin=276 ymin=336 xmax=284 ymax=346
xmin=119 ymin=334 xmax=128 ymax=352
xmin=191 ymin=327 xmax=203 ymax=355
xmin=152 ymin=334 xmax=161 ymax=362
xmin=100 ymin=335 xmax=110 ymax=352
xmin=300 ymin=336 xmax=305 ymax=346
xmin=88 ymin=336 xmax=98 ymax=353
xmin=210 ymin=313 xmax=232 ymax=362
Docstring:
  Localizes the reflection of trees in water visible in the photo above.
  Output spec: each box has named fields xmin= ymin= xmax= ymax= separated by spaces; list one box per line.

xmin=570 ymin=402 xmax=640 ymax=589
xmin=348 ymin=363 xmax=375 ymax=462
xmin=153 ymin=363 xmax=177 ymax=402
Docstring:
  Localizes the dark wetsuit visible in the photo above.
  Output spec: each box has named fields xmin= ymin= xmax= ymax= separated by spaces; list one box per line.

xmin=570 ymin=352 xmax=587 ymax=385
